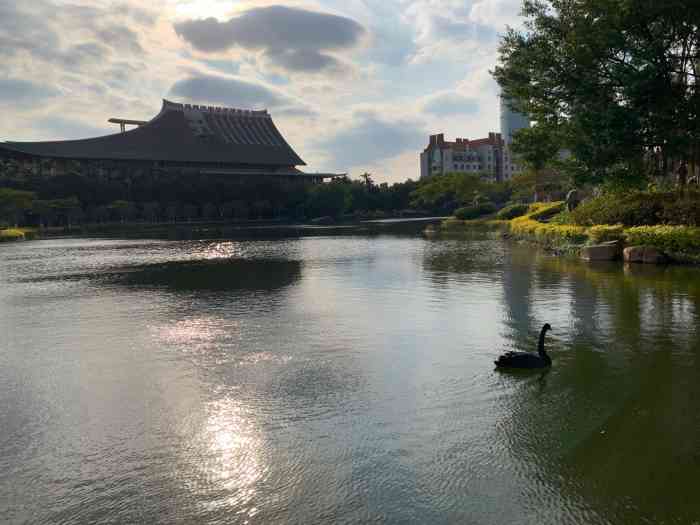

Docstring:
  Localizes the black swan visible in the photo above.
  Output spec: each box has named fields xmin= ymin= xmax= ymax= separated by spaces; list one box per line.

xmin=495 ymin=323 xmax=552 ymax=369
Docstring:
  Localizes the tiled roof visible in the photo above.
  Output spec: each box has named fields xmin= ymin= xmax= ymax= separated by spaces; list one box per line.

xmin=0 ymin=99 xmax=305 ymax=167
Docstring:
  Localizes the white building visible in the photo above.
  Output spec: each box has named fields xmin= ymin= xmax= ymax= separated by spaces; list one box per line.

xmin=420 ymin=133 xmax=503 ymax=180
xmin=419 ymin=97 xmax=531 ymax=181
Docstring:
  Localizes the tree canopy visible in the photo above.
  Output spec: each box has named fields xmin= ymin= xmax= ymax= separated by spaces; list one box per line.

xmin=493 ymin=0 xmax=700 ymax=183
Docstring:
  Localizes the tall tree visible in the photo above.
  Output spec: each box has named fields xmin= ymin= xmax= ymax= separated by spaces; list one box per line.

xmin=493 ymin=0 xmax=700 ymax=183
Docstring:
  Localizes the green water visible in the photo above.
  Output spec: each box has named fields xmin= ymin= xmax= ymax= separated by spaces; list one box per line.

xmin=1 ymin=232 xmax=699 ymax=524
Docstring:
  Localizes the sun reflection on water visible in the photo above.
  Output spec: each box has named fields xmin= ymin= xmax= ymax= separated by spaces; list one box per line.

xmin=192 ymin=241 xmax=243 ymax=260
xmin=196 ymin=397 xmax=266 ymax=520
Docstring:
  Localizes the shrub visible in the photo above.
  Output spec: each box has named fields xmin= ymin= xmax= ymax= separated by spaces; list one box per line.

xmin=0 ymin=228 xmax=25 ymax=242
xmin=659 ymin=195 xmax=700 ymax=226
xmin=549 ymin=210 xmax=573 ymax=224
xmin=496 ymin=203 xmax=529 ymax=220
xmin=588 ymin=224 xmax=625 ymax=243
xmin=571 ymin=191 xmax=664 ymax=226
xmin=528 ymin=201 xmax=565 ymax=222
xmin=509 ymin=216 xmax=587 ymax=244
xmin=454 ymin=202 xmax=497 ymax=220
xmin=624 ymin=225 xmax=700 ymax=254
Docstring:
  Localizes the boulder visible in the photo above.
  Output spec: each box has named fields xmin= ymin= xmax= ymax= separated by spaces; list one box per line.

xmin=623 ymin=246 xmax=668 ymax=264
xmin=581 ymin=240 xmax=622 ymax=261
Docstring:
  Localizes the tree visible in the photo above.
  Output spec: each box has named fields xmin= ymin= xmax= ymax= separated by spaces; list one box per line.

xmin=410 ymin=173 xmax=486 ymax=212
xmin=492 ymin=0 xmax=700 ymax=184
xmin=142 ymin=202 xmax=161 ymax=222
xmin=304 ymin=183 xmax=347 ymax=218
xmin=0 ymin=188 xmax=34 ymax=226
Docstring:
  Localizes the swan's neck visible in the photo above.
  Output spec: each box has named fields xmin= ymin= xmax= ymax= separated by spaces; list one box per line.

xmin=537 ymin=329 xmax=548 ymax=356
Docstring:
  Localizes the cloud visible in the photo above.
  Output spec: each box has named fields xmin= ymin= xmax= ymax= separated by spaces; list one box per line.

xmin=174 ymin=5 xmax=365 ymax=73
xmin=423 ymin=92 xmax=480 ymax=116
xmin=275 ymin=106 xmax=318 ymax=118
xmin=31 ymin=116 xmax=112 ymax=141
xmin=96 ymin=26 xmax=144 ymax=55
xmin=169 ymin=73 xmax=289 ymax=109
xmin=0 ymin=77 xmax=59 ymax=105
xmin=317 ymin=112 xmax=426 ymax=168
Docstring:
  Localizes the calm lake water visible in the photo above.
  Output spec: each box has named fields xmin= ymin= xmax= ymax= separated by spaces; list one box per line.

xmin=1 ymin=231 xmax=700 ymax=524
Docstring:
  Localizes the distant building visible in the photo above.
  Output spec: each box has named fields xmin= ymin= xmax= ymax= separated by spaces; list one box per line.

xmin=499 ymin=95 xmax=530 ymax=180
xmin=0 ymin=99 xmax=340 ymax=183
xmin=420 ymin=133 xmax=502 ymax=180
xmin=420 ymin=97 xmax=532 ymax=181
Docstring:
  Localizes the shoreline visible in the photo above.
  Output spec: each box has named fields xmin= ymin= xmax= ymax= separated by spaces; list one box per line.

xmin=432 ymin=202 xmax=700 ymax=267
xmin=0 ymin=216 xmax=448 ymax=242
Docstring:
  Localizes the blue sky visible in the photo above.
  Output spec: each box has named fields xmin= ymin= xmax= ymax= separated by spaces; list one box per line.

xmin=0 ymin=0 xmax=523 ymax=182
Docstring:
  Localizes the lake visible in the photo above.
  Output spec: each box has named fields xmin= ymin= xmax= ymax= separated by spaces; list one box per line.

xmin=1 ymin=231 xmax=699 ymax=524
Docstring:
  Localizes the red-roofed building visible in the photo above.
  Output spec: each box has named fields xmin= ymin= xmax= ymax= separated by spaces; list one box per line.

xmin=420 ymin=132 xmax=510 ymax=181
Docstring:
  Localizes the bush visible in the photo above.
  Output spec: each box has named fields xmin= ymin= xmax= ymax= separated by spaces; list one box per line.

xmin=659 ymin=195 xmax=700 ymax=226
xmin=454 ymin=202 xmax=497 ymax=220
xmin=496 ymin=203 xmax=529 ymax=220
xmin=571 ymin=191 xmax=664 ymax=226
xmin=624 ymin=225 xmax=700 ymax=254
xmin=588 ymin=224 xmax=625 ymax=243
xmin=509 ymin=216 xmax=588 ymax=244
xmin=0 ymin=228 xmax=25 ymax=242
xmin=528 ymin=202 xmax=565 ymax=222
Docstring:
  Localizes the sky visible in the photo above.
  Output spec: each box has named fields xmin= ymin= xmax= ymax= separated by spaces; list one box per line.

xmin=0 ymin=0 xmax=524 ymax=183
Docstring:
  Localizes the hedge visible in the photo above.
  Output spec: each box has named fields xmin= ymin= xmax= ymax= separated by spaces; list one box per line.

xmin=624 ymin=225 xmax=700 ymax=254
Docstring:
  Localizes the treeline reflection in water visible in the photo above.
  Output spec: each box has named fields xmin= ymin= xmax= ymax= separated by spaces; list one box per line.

xmin=423 ymin=235 xmax=700 ymax=524
xmin=0 ymin=232 xmax=699 ymax=524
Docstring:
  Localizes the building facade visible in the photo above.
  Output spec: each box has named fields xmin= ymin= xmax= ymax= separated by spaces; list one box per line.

xmin=420 ymin=96 xmax=532 ymax=182
xmin=0 ymin=99 xmax=339 ymax=184
xmin=499 ymin=95 xmax=531 ymax=180
xmin=420 ymin=133 xmax=503 ymax=180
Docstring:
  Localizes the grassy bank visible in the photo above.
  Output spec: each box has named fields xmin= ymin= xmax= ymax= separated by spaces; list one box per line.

xmin=0 ymin=227 xmax=37 ymax=242
xmin=438 ymin=201 xmax=700 ymax=263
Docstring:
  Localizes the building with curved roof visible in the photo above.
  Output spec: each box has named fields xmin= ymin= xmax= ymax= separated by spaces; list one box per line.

xmin=0 ymin=100 xmax=338 ymax=182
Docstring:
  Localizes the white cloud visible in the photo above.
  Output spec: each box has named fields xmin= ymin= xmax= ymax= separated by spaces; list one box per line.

xmin=0 ymin=0 xmax=526 ymax=181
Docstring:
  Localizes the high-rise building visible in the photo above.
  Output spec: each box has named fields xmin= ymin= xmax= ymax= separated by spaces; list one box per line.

xmin=499 ymin=95 xmax=530 ymax=179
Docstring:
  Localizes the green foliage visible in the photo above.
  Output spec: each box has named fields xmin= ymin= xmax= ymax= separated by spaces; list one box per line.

xmin=411 ymin=173 xmax=515 ymax=215
xmin=509 ymin=214 xmax=588 ymax=244
xmin=304 ymin=183 xmax=347 ymax=218
xmin=493 ymin=0 xmax=700 ymax=183
xmin=0 ymin=188 xmax=35 ymax=225
xmin=659 ymin=196 xmax=700 ymax=226
xmin=624 ymin=226 xmax=700 ymax=254
xmin=511 ymin=124 xmax=562 ymax=172
xmin=548 ymin=210 xmax=573 ymax=225
xmin=411 ymin=173 xmax=483 ymax=211
xmin=0 ymin=228 xmax=26 ymax=242
xmin=528 ymin=202 xmax=565 ymax=221
xmin=496 ymin=203 xmax=529 ymax=220
xmin=588 ymin=224 xmax=625 ymax=243
xmin=571 ymin=192 xmax=664 ymax=226
xmin=454 ymin=203 xmax=497 ymax=220
xmin=509 ymin=171 xmax=537 ymax=202
xmin=569 ymin=191 xmax=700 ymax=227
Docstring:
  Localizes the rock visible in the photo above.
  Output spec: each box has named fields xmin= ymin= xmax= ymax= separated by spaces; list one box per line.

xmin=623 ymin=246 xmax=668 ymax=264
xmin=581 ymin=240 xmax=622 ymax=261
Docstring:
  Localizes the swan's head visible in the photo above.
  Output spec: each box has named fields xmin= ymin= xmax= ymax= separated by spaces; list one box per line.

xmin=542 ymin=323 xmax=552 ymax=333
